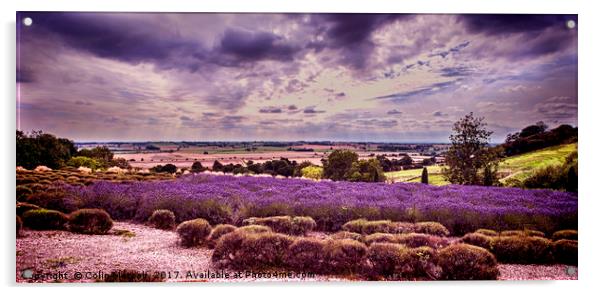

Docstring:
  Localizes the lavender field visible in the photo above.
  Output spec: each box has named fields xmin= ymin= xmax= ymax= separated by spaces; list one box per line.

xmin=64 ymin=174 xmax=577 ymax=235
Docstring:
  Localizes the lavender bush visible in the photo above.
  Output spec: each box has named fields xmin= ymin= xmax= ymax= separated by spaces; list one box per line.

xmin=63 ymin=174 xmax=577 ymax=235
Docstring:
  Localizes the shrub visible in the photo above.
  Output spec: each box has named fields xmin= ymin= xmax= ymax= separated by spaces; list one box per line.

xmin=490 ymin=236 xmax=554 ymax=264
xmin=397 ymin=246 xmax=440 ymax=279
xmin=176 ymin=218 xmax=212 ymax=247
xmin=16 ymin=202 xmax=41 ymax=216
xmin=323 ymin=239 xmax=368 ymax=274
xmin=437 ymin=244 xmax=498 ymax=280
xmin=552 ymin=230 xmax=577 ymax=241
xmin=500 ymin=229 xmax=545 ymax=238
xmin=68 ymin=208 xmax=113 ymax=234
xmin=212 ymin=231 xmax=294 ymax=269
xmin=212 ymin=231 xmax=246 ymax=267
xmin=397 ymin=233 xmax=449 ymax=249
xmin=235 ymin=225 xmax=272 ymax=234
xmin=553 ymin=239 xmax=577 ymax=265
xmin=342 ymin=219 xmax=395 ymax=234
xmin=16 ymin=185 xmax=33 ymax=201
xmin=301 ymin=166 xmax=323 ymax=180
xmin=148 ymin=210 xmax=176 ymax=230
xmin=17 ymin=216 xmax=23 ymax=236
xmin=364 ymin=233 xmax=399 ymax=245
xmin=22 ymin=209 xmax=68 ymax=230
xmin=460 ymin=233 xmax=492 ymax=249
xmin=242 ymin=216 xmax=316 ymax=235
xmin=291 ymin=216 xmax=317 ymax=235
xmin=390 ymin=222 xmax=416 ymax=234
xmin=286 ymin=238 xmax=326 ymax=273
xmin=67 ymin=156 xmax=101 ymax=170
xmin=26 ymin=189 xmax=79 ymax=213
xmin=208 ymin=224 xmax=237 ymax=247
xmin=330 ymin=231 xmax=363 ymax=242
xmin=414 ymin=222 xmax=450 ymax=236
xmin=475 ymin=229 xmax=498 ymax=237
xmin=237 ymin=232 xmax=294 ymax=269
xmin=366 ymin=243 xmax=407 ymax=278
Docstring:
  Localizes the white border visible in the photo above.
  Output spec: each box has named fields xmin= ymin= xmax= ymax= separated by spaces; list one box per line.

xmin=2 ymin=0 xmax=601 ymax=294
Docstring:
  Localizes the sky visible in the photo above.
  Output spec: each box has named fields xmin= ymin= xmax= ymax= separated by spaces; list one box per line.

xmin=16 ymin=13 xmax=578 ymax=143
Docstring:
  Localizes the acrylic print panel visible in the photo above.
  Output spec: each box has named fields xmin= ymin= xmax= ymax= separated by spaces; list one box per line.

xmin=16 ymin=12 xmax=578 ymax=282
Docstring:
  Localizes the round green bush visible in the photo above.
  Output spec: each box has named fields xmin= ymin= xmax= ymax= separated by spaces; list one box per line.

xmin=330 ymin=231 xmax=363 ymax=242
xmin=437 ymin=244 xmax=499 ymax=280
xmin=323 ymin=239 xmax=368 ymax=274
xmin=235 ymin=225 xmax=272 ymax=234
xmin=148 ymin=209 xmax=176 ymax=230
xmin=414 ymin=222 xmax=450 ymax=236
xmin=342 ymin=219 xmax=395 ymax=235
xmin=16 ymin=202 xmax=41 ymax=217
xmin=397 ymin=233 xmax=449 ymax=249
xmin=397 ymin=246 xmax=439 ymax=279
xmin=553 ymin=239 xmax=577 ymax=265
xmin=366 ymin=242 xmax=407 ymax=278
xmin=475 ymin=229 xmax=498 ymax=237
xmin=22 ymin=209 xmax=68 ymax=230
xmin=17 ymin=216 xmax=23 ymax=236
xmin=500 ymin=229 xmax=545 ymax=238
xmin=209 ymin=224 xmax=237 ymax=241
xmin=242 ymin=216 xmax=316 ymax=235
xmin=460 ymin=233 xmax=492 ymax=249
xmin=176 ymin=218 xmax=212 ymax=247
xmin=237 ymin=232 xmax=295 ymax=269
xmin=286 ymin=237 xmax=326 ymax=273
xmin=68 ymin=208 xmax=113 ymax=234
xmin=364 ymin=233 xmax=398 ymax=245
xmin=490 ymin=236 xmax=554 ymax=264
xmin=552 ymin=230 xmax=577 ymax=241
xmin=291 ymin=216 xmax=317 ymax=235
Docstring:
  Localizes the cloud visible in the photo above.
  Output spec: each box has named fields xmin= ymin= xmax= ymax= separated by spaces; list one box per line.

xmin=303 ymin=106 xmax=326 ymax=114
xmin=259 ymin=106 xmax=283 ymax=113
xmin=217 ymin=28 xmax=299 ymax=64
xmin=460 ymin=14 xmax=575 ymax=35
xmin=387 ymin=109 xmax=402 ymax=115
xmin=432 ymin=111 xmax=448 ymax=117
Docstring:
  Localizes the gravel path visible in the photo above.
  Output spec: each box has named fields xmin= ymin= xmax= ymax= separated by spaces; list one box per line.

xmin=16 ymin=222 xmax=577 ymax=282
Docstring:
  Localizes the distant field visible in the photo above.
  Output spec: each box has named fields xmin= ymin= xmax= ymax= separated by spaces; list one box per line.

xmin=385 ymin=166 xmax=448 ymax=185
xmin=499 ymin=143 xmax=577 ymax=184
xmin=385 ymin=143 xmax=577 ymax=186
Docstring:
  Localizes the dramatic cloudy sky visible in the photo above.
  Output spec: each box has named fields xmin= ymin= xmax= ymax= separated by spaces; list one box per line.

xmin=16 ymin=13 xmax=577 ymax=142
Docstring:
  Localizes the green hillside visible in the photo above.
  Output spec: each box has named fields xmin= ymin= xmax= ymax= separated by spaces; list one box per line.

xmin=498 ymin=142 xmax=577 ymax=184
xmin=385 ymin=143 xmax=577 ymax=186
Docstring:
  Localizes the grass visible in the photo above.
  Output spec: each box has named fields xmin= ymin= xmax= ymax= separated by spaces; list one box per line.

xmin=385 ymin=143 xmax=577 ymax=186
xmin=385 ymin=166 xmax=448 ymax=185
xmin=498 ymin=143 xmax=577 ymax=184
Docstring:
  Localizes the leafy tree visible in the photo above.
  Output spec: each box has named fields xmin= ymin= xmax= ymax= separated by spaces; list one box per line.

xmin=345 ymin=159 xmax=386 ymax=183
xmin=17 ymin=130 xmax=76 ymax=169
xmin=421 ymin=167 xmax=429 ymax=184
xmin=301 ymin=165 xmax=323 ymax=180
xmin=66 ymin=156 xmax=101 ymax=170
xmin=212 ymin=160 xmax=224 ymax=171
xmin=399 ymin=155 xmax=413 ymax=166
xmin=191 ymin=161 xmax=204 ymax=173
xmin=77 ymin=146 xmax=113 ymax=163
xmin=322 ymin=150 xmax=359 ymax=181
xmin=519 ymin=121 xmax=548 ymax=138
xmin=443 ymin=113 xmax=499 ymax=185
xmin=151 ymin=164 xmax=177 ymax=174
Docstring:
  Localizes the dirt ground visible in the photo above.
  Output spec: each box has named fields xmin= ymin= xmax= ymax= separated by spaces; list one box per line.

xmin=15 ymin=222 xmax=577 ymax=283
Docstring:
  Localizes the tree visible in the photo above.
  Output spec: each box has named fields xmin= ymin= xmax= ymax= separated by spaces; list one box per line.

xmin=66 ymin=156 xmax=101 ymax=170
xmin=399 ymin=155 xmax=413 ymax=166
xmin=519 ymin=121 xmax=548 ymax=138
xmin=301 ymin=165 xmax=323 ymax=180
xmin=345 ymin=159 xmax=386 ymax=182
xmin=421 ymin=167 xmax=429 ymax=184
xmin=443 ymin=113 xmax=499 ymax=185
xmin=322 ymin=150 xmax=359 ymax=181
xmin=151 ymin=163 xmax=177 ymax=174
xmin=16 ymin=130 xmax=77 ymax=169
xmin=191 ymin=161 xmax=204 ymax=173
xmin=212 ymin=160 xmax=224 ymax=171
